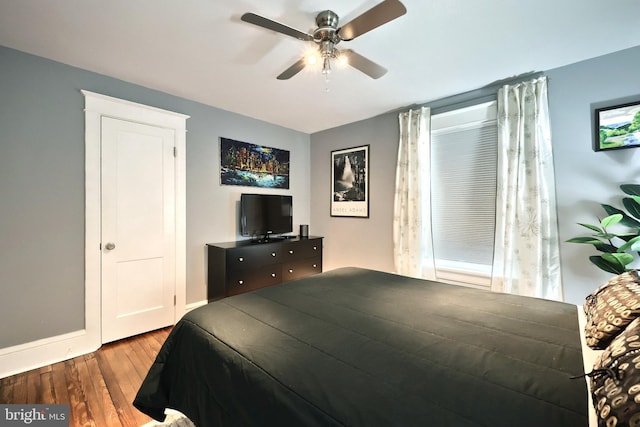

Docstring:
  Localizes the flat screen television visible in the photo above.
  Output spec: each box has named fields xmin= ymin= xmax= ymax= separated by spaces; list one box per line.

xmin=240 ymin=193 xmax=293 ymax=240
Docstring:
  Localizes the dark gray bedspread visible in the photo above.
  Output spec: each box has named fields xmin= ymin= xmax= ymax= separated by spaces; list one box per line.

xmin=134 ymin=267 xmax=588 ymax=426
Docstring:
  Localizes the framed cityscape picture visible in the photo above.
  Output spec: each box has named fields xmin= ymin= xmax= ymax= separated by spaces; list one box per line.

xmin=331 ymin=145 xmax=369 ymax=218
xmin=220 ymin=137 xmax=290 ymax=188
xmin=594 ymin=100 xmax=640 ymax=151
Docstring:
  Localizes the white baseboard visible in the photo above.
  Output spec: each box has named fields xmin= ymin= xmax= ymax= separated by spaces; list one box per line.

xmin=185 ymin=299 xmax=208 ymax=313
xmin=0 ymin=301 xmax=208 ymax=379
xmin=0 ymin=329 xmax=100 ymax=379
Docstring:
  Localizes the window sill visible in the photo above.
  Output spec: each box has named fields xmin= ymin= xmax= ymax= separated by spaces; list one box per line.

xmin=435 ymin=260 xmax=492 ymax=290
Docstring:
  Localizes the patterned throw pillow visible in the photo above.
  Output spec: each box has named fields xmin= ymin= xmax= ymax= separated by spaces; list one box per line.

xmin=590 ymin=316 xmax=640 ymax=426
xmin=584 ymin=271 xmax=640 ymax=350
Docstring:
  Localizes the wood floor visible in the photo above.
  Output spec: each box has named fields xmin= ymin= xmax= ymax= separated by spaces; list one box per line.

xmin=0 ymin=327 xmax=171 ymax=427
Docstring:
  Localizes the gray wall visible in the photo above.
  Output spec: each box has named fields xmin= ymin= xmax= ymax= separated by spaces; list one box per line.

xmin=548 ymin=45 xmax=640 ymax=303
xmin=309 ymin=113 xmax=398 ymax=273
xmin=2 ymin=40 xmax=639 ymax=351
xmin=0 ymin=46 xmax=310 ymax=348
xmin=311 ymin=45 xmax=640 ymax=306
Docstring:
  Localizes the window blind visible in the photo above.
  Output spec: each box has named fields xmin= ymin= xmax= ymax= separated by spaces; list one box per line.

xmin=429 ymin=102 xmax=498 ymax=276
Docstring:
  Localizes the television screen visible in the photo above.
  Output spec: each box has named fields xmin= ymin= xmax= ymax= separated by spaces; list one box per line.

xmin=240 ymin=193 xmax=292 ymax=238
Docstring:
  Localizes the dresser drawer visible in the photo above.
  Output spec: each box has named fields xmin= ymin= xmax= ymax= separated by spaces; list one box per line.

xmin=226 ymin=245 xmax=282 ymax=270
xmin=282 ymin=239 xmax=322 ymax=260
xmin=283 ymin=256 xmax=322 ymax=281
xmin=227 ymin=264 xmax=282 ymax=296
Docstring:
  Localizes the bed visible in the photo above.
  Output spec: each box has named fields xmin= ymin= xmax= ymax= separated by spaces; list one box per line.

xmin=134 ymin=267 xmax=592 ymax=426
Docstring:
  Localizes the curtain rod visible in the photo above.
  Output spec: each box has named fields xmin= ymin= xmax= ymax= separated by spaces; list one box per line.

xmin=403 ymin=71 xmax=545 ymax=116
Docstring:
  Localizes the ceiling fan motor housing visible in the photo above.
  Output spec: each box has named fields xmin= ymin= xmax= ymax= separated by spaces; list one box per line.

xmin=314 ymin=10 xmax=340 ymax=43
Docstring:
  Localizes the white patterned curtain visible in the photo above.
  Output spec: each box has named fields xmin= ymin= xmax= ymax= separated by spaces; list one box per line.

xmin=393 ymin=107 xmax=435 ymax=280
xmin=491 ymin=76 xmax=563 ymax=300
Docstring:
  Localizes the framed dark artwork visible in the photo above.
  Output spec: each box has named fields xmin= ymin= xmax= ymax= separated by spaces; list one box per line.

xmin=220 ymin=137 xmax=290 ymax=188
xmin=331 ymin=145 xmax=369 ymax=218
xmin=594 ymin=100 xmax=640 ymax=151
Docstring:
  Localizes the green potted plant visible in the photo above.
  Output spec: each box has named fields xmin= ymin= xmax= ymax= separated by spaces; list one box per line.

xmin=567 ymin=184 xmax=640 ymax=274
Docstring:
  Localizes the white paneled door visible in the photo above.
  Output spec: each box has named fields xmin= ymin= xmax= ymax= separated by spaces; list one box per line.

xmin=100 ymin=117 xmax=176 ymax=344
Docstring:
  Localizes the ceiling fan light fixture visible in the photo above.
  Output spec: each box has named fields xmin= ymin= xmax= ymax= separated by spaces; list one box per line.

xmin=305 ymin=52 xmax=319 ymax=66
xmin=322 ymin=56 xmax=332 ymax=75
xmin=336 ymin=52 xmax=349 ymax=67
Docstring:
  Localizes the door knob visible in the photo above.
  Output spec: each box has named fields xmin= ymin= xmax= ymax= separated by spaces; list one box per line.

xmin=104 ymin=242 xmax=116 ymax=250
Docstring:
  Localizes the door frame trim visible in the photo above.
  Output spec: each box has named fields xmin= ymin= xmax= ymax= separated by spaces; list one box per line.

xmin=83 ymin=90 xmax=189 ymax=346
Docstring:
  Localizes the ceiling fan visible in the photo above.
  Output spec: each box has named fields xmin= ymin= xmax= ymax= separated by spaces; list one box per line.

xmin=241 ymin=0 xmax=407 ymax=80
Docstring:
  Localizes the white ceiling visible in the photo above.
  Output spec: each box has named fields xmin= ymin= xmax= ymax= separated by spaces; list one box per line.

xmin=1 ymin=0 xmax=640 ymax=134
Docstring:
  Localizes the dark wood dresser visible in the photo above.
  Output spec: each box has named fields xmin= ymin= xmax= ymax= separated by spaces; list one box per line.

xmin=206 ymin=236 xmax=323 ymax=300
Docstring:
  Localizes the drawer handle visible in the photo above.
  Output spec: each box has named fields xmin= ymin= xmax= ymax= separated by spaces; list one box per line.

xmin=238 ymin=257 xmax=244 ymax=262
xmin=313 ymin=264 xmax=317 ymax=268
xmin=289 ymin=250 xmax=294 ymax=254
xmin=271 ymin=273 xmax=277 ymax=278
xmin=271 ymin=252 xmax=276 ymax=257
xmin=238 ymin=280 xmax=244 ymax=285
xmin=313 ymin=246 xmax=317 ymax=250
xmin=289 ymin=269 xmax=293 ymax=273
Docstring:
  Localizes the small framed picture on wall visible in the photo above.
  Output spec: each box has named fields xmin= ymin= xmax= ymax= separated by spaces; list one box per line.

xmin=331 ymin=145 xmax=369 ymax=218
xmin=594 ymin=100 xmax=640 ymax=151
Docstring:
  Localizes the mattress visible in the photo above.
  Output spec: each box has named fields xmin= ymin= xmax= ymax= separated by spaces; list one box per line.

xmin=134 ymin=267 xmax=588 ymax=426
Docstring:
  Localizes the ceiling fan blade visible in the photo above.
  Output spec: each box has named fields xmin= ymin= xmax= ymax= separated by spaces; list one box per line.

xmin=338 ymin=0 xmax=407 ymax=41
xmin=277 ymin=58 xmax=307 ymax=80
xmin=241 ymin=13 xmax=313 ymax=41
xmin=341 ymin=50 xmax=387 ymax=79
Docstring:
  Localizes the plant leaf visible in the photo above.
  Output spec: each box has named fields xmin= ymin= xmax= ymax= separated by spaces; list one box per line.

xmin=601 ymin=214 xmax=623 ymax=228
xmin=578 ymin=223 xmax=603 ymax=233
xmin=594 ymin=243 xmax=619 ymax=253
xmin=566 ymin=237 xmax=603 ymax=244
xmin=602 ymin=252 xmax=634 ymax=266
xmin=602 ymin=204 xmax=640 ymax=228
xmin=628 ymin=237 xmax=640 ymax=252
xmin=616 ymin=233 xmax=640 ymax=242
xmin=589 ymin=255 xmax=627 ymax=274
xmin=619 ymin=235 xmax=640 ymax=252
xmin=621 ymin=184 xmax=640 ymax=196
xmin=595 ymin=232 xmax=618 ymax=240
xmin=602 ymin=204 xmax=625 ymax=216
xmin=623 ymin=197 xmax=640 ymax=221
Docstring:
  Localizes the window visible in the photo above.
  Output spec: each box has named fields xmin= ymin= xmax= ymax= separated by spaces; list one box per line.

xmin=428 ymin=101 xmax=497 ymax=289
